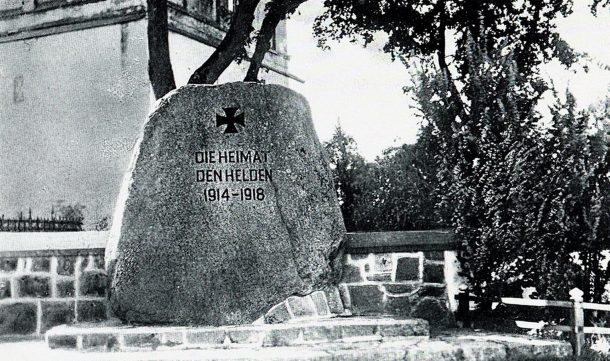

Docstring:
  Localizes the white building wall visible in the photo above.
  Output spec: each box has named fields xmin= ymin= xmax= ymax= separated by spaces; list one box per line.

xmin=0 ymin=10 xmax=294 ymax=229
xmin=0 ymin=20 xmax=151 ymax=228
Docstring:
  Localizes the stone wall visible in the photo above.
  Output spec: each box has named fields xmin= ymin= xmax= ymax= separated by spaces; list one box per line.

xmin=0 ymin=232 xmax=108 ymax=336
xmin=0 ymin=230 xmax=461 ymax=335
xmin=339 ymin=251 xmax=459 ymax=327
xmin=338 ymin=231 xmax=462 ymax=327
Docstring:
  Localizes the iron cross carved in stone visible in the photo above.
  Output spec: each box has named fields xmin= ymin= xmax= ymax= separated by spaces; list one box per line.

xmin=216 ymin=107 xmax=245 ymax=134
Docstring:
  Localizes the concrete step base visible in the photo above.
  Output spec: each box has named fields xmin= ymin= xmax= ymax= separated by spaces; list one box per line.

xmin=11 ymin=333 xmax=572 ymax=360
xmin=46 ymin=316 xmax=429 ymax=352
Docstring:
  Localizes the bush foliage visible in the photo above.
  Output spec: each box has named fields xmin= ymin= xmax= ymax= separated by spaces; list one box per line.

xmin=325 ymin=40 xmax=610 ymax=305
xmin=316 ymin=0 xmax=610 ymax=306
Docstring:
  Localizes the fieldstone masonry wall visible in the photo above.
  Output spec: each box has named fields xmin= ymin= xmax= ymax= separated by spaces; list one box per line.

xmin=0 ymin=230 xmax=460 ymax=336
xmin=0 ymin=232 xmax=108 ymax=336
xmin=338 ymin=251 xmax=457 ymax=326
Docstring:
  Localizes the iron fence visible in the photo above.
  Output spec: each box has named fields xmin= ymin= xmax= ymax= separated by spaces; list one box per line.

xmin=0 ymin=211 xmax=82 ymax=232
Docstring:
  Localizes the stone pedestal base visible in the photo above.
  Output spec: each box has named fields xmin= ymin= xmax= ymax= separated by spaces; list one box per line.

xmin=46 ymin=317 xmax=429 ymax=352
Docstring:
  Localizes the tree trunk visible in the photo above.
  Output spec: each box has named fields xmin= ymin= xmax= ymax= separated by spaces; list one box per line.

xmin=435 ymin=0 xmax=468 ymax=124
xmin=188 ymin=0 xmax=261 ymax=85
xmin=147 ymin=0 xmax=176 ymax=100
xmin=244 ymin=0 xmax=305 ymax=82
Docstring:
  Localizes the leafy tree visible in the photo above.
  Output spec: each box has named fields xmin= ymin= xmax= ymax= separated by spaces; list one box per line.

xmin=324 ymin=125 xmax=444 ymax=232
xmin=314 ymin=0 xmax=609 ymax=118
xmin=323 ymin=124 xmax=370 ymax=231
xmin=565 ymin=102 xmax=610 ymax=303
xmin=366 ymin=141 xmax=441 ymax=231
xmin=53 ymin=201 xmax=86 ymax=220
xmin=411 ymin=35 xmax=610 ymax=303
xmin=147 ymin=0 xmax=610 ymax=101
xmin=149 ymin=0 xmax=608 ymax=99
xmin=314 ymin=0 xmax=610 ymax=302
xmin=407 ymin=39 xmax=542 ymax=299
xmin=505 ymin=92 xmax=610 ymax=303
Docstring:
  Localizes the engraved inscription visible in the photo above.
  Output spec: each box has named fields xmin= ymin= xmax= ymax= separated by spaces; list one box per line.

xmin=194 ymin=149 xmax=271 ymax=202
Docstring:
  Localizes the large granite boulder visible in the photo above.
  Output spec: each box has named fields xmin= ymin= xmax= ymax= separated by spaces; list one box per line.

xmin=106 ymin=82 xmax=345 ymax=326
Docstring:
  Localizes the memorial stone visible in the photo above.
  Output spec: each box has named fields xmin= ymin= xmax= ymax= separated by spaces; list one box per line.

xmin=106 ymin=82 xmax=345 ymax=325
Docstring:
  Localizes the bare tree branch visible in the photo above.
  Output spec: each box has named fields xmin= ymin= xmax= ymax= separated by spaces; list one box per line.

xmin=244 ymin=0 xmax=306 ymax=82
xmin=147 ymin=0 xmax=176 ymax=99
xmin=188 ymin=0 xmax=261 ymax=85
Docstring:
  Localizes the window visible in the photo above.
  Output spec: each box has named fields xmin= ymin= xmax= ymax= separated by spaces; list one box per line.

xmin=14 ymin=76 xmax=24 ymax=104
